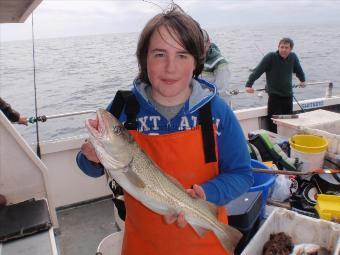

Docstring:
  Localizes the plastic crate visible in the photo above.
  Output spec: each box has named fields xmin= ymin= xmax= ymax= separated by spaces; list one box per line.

xmin=274 ymin=109 xmax=340 ymax=138
xmin=315 ymin=194 xmax=340 ymax=222
xmin=241 ymin=208 xmax=340 ymax=255
xmin=249 ymin=159 xmax=276 ymax=219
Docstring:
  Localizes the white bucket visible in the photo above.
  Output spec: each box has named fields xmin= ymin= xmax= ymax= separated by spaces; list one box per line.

xmin=290 ymin=147 xmax=326 ymax=172
xmin=96 ymin=231 xmax=123 ymax=255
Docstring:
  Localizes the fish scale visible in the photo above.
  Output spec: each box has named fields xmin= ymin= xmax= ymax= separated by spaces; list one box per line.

xmin=132 ymin=148 xmax=212 ymax=217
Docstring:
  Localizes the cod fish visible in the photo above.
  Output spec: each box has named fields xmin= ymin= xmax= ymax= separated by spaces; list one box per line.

xmin=86 ymin=109 xmax=242 ymax=253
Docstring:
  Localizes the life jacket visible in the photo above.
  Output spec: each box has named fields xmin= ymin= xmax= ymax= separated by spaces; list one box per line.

xmin=107 ymin=90 xmax=218 ymax=221
xmin=248 ymin=132 xmax=298 ymax=171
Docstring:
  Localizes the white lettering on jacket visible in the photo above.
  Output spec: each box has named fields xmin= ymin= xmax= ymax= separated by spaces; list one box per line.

xmin=138 ymin=116 xmax=150 ymax=131
xmin=179 ymin=116 xmax=190 ymax=130
xmin=135 ymin=115 xmax=222 ymax=136
xmin=149 ymin=116 xmax=161 ymax=130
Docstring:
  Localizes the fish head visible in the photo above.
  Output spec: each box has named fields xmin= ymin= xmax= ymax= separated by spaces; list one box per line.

xmin=86 ymin=108 xmax=133 ymax=171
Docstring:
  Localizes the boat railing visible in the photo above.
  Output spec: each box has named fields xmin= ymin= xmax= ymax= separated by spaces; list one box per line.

xmin=228 ymin=80 xmax=333 ymax=98
xmin=28 ymin=80 xmax=334 ymax=124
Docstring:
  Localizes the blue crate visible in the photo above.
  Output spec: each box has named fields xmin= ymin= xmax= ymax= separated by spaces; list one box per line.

xmin=249 ymin=159 xmax=276 ymax=219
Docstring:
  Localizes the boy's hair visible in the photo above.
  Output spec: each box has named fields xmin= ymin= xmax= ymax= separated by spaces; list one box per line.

xmin=202 ymin=29 xmax=210 ymax=44
xmin=279 ymin=37 xmax=294 ymax=49
xmin=136 ymin=4 xmax=205 ymax=84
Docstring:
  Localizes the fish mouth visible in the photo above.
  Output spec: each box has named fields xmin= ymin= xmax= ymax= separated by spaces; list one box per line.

xmin=85 ymin=109 xmax=106 ymax=138
xmin=85 ymin=118 xmax=97 ymax=137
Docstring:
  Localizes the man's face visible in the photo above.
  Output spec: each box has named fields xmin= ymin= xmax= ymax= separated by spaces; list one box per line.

xmin=278 ymin=42 xmax=292 ymax=59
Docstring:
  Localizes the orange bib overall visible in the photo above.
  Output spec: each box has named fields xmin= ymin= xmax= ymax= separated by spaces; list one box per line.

xmin=121 ymin=126 xmax=230 ymax=255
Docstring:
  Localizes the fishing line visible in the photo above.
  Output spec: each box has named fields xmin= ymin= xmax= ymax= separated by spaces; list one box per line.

xmin=248 ymin=30 xmax=266 ymax=61
xmin=142 ymin=0 xmax=173 ymax=11
xmin=142 ymin=0 xmax=164 ymax=11
xmin=293 ymin=94 xmax=305 ymax=112
xmin=31 ymin=13 xmax=41 ymax=158
xmin=142 ymin=0 xmax=183 ymax=14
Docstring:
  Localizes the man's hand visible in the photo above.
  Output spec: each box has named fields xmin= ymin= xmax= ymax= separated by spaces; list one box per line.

xmin=299 ymin=81 xmax=306 ymax=88
xmin=163 ymin=184 xmax=206 ymax=228
xmin=0 ymin=194 xmax=6 ymax=206
xmin=18 ymin=116 xmax=28 ymax=125
xmin=245 ymin=87 xmax=254 ymax=93
xmin=81 ymin=118 xmax=100 ymax=163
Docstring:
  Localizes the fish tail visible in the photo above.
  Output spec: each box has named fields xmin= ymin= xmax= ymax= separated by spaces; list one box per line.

xmin=213 ymin=223 xmax=243 ymax=253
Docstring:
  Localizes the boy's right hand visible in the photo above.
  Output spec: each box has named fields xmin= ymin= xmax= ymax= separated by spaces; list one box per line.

xmin=81 ymin=118 xmax=100 ymax=163
xmin=81 ymin=140 xmax=100 ymax=163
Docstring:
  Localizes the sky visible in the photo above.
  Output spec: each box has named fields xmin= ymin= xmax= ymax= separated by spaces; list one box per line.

xmin=1 ymin=0 xmax=340 ymax=41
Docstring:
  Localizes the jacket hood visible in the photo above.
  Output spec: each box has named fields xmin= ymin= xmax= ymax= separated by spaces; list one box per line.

xmin=204 ymin=43 xmax=228 ymax=70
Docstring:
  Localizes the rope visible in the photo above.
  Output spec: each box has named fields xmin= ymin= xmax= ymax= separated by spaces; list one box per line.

xmin=31 ymin=13 xmax=41 ymax=158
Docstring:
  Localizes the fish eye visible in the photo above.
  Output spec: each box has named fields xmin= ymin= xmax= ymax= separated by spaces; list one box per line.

xmin=112 ymin=125 xmax=122 ymax=135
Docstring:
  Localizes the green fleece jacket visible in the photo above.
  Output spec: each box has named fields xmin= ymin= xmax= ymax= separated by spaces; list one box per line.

xmin=0 ymin=97 xmax=20 ymax=122
xmin=203 ymin=43 xmax=228 ymax=72
xmin=246 ymin=51 xmax=305 ymax=97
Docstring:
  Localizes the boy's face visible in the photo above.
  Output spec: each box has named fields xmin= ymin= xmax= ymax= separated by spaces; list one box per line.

xmin=146 ymin=26 xmax=196 ymax=105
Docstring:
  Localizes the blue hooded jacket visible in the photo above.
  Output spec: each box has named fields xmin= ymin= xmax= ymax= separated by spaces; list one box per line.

xmin=76 ymin=78 xmax=253 ymax=205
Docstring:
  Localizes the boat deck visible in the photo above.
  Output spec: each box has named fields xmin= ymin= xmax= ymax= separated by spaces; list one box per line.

xmin=55 ymin=198 xmax=118 ymax=255
xmin=53 ymin=198 xmax=279 ymax=255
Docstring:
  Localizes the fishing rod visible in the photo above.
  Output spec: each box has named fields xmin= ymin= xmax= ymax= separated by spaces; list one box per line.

xmin=31 ymin=12 xmax=41 ymax=158
xmin=292 ymin=94 xmax=305 ymax=112
xmin=228 ymin=80 xmax=332 ymax=96
xmin=252 ymin=167 xmax=340 ymax=176
xmin=228 ymin=88 xmax=266 ymax=96
xmin=28 ymin=110 xmax=96 ymax=124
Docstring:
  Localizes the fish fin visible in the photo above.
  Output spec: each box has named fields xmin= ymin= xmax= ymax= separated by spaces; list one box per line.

xmin=191 ymin=224 xmax=209 ymax=238
xmin=123 ymin=167 xmax=146 ymax=188
xmin=213 ymin=223 xmax=243 ymax=254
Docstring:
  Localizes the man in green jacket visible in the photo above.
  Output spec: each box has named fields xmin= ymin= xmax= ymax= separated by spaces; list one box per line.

xmin=245 ymin=38 xmax=305 ymax=132
xmin=0 ymin=97 xmax=28 ymax=125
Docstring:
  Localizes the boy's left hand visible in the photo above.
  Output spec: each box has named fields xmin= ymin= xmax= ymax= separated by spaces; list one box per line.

xmin=163 ymin=184 xmax=206 ymax=228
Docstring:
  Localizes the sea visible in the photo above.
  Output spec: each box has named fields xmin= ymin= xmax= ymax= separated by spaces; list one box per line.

xmin=1 ymin=23 xmax=340 ymax=143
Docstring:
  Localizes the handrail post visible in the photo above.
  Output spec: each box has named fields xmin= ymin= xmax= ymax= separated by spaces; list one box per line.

xmin=325 ymin=82 xmax=333 ymax=98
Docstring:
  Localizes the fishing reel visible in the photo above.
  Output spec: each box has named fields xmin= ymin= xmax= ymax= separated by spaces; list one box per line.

xmin=28 ymin=115 xmax=47 ymax=124
xmin=229 ymin=88 xmax=265 ymax=97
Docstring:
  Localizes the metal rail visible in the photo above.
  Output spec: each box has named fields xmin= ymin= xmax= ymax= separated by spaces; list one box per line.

xmin=228 ymin=80 xmax=333 ymax=97
xmin=27 ymin=80 xmax=334 ymax=124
